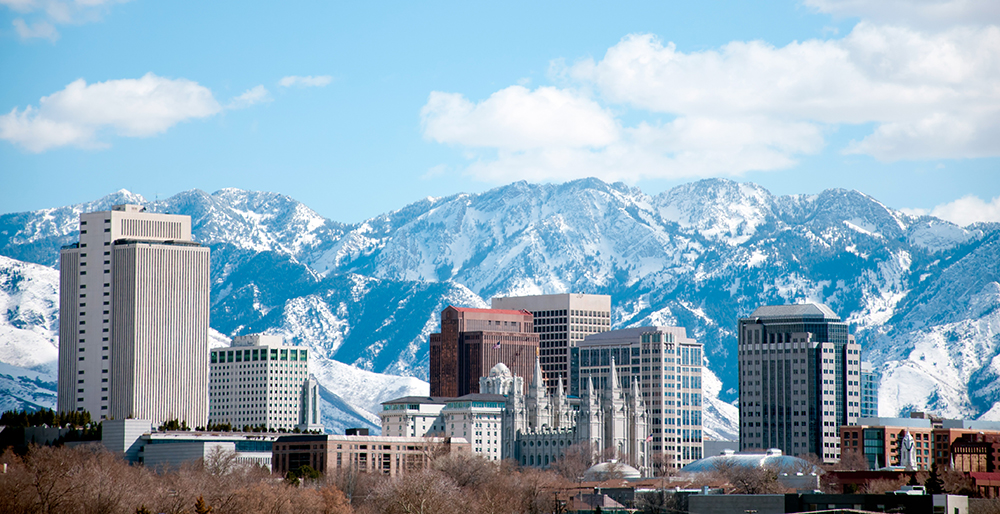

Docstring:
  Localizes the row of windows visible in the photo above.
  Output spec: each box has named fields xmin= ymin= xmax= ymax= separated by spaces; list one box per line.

xmin=211 ymin=348 xmax=307 ymax=363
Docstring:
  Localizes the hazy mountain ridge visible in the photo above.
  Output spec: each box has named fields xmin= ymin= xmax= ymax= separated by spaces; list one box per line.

xmin=1 ymin=178 xmax=997 ymax=441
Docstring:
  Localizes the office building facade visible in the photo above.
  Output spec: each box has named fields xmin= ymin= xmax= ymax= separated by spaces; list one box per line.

xmin=491 ymin=293 xmax=611 ymax=394
xmin=209 ymin=334 xmax=322 ymax=432
xmin=429 ymin=306 xmax=539 ymax=397
xmin=58 ymin=204 xmax=209 ymax=426
xmin=272 ymin=434 xmax=470 ymax=477
xmin=574 ymin=326 xmax=704 ymax=467
xmin=860 ymin=362 xmax=878 ymax=419
xmin=738 ymin=304 xmax=862 ymax=464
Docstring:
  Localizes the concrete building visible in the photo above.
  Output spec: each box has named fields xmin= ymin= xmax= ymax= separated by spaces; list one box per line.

xmin=861 ymin=362 xmax=878 ymax=419
xmin=381 ymin=393 xmax=507 ymax=460
xmin=208 ymin=334 xmax=322 ymax=432
xmin=429 ymin=306 xmax=540 ymax=397
xmin=380 ymin=396 xmax=449 ymax=437
xmin=491 ymin=293 xmax=611 ymax=394
xmin=574 ymin=326 xmax=704 ymax=467
xmin=102 ymin=419 xmax=277 ymax=469
xmin=58 ymin=204 xmax=209 ymax=426
xmin=272 ymin=433 xmax=470 ymax=477
xmin=442 ymin=394 xmax=506 ymax=460
xmin=737 ymin=304 xmax=862 ymax=464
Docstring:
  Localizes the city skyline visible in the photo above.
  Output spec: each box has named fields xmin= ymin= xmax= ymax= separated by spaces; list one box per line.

xmin=1 ymin=1 xmax=998 ymax=226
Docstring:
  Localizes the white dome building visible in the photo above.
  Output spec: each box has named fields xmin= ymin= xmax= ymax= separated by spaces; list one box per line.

xmin=583 ymin=460 xmax=642 ymax=482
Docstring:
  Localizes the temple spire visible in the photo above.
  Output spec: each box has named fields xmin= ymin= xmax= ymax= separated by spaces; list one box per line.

xmin=529 ymin=355 xmax=544 ymax=397
xmin=607 ymin=355 xmax=619 ymax=399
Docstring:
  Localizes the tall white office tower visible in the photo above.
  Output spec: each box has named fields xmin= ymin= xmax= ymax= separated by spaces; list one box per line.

xmin=209 ymin=334 xmax=320 ymax=432
xmin=491 ymin=293 xmax=612 ymax=394
xmin=58 ymin=205 xmax=210 ymax=426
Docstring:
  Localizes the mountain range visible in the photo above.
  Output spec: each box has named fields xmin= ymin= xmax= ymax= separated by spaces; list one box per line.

xmin=1 ymin=178 xmax=998 ymax=440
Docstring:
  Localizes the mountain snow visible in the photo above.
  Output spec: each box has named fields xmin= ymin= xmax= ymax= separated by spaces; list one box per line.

xmin=2 ymin=178 xmax=999 ymax=444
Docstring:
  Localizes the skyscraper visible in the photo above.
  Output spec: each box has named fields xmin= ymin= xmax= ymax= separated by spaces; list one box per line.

xmin=737 ymin=303 xmax=862 ymax=464
xmin=58 ymin=204 xmax=209 ymax=426
xmin=861 ymin=362 xmax=879 ymax=419
xmin=574 ymin=326 xmax=705 ymax=467
xmin=429 ymin=306 xmax=539 ymax=397
xmin=491 ymin=293 xmax=611 ymax=393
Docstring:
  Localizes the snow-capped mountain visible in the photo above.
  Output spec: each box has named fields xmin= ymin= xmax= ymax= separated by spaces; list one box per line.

xmin=1 ymin=178 xmax=996 ymax=442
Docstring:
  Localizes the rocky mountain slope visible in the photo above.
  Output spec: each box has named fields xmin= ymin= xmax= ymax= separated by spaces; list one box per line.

xmin=1 ymin=178 xmax=997 ymax=441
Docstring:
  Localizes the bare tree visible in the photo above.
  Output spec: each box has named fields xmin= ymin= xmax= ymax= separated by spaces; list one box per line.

xmin=650 ymin=452 xmax=676 ymax=478
xmin=551 ymin=442 xmax=595 ymax=481
xmin=711 ymin=457 xmax=784 ymax=494
xmin=938 ymin=468 xmax=977 ymax=495
xmin=363 ymin=469 xmax=465 ymax=514
xmin=23 ymin=445 xmax=90 ymax=514
xmin=861 ymin=477 xmax=908 ymax=494
xmin=430 ymin=452 xmax=495 ymax=488
xmin=317 ymin=484 xmax=353 ymax=514
xmin=837 ymin=449 xmax=870 ymax=471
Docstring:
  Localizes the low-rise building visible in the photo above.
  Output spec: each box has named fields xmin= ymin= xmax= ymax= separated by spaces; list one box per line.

xmin=379 ymin=396 xmax=448 ymax=437
xmin=271 ymin=433 xmax=470 ymax=477
xmin=840 ymin=414 xmax=1000 ymax=471
xmin=102 ymin=419 xmax=278 ymax=469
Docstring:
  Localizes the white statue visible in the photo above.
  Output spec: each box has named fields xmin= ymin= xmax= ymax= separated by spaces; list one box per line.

xmin=900 ymin=430 xmax=916 ymax=471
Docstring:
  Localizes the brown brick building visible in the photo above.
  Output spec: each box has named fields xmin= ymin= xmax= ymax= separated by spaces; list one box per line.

xmin=840 ymin=414 xmax=1000 ymax=472
xmin=429 ymin=306 xmax=539 ymax=397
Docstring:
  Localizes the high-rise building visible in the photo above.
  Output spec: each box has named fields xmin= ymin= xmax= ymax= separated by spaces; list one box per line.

xmin=573 ymin=326 xmax=704 ymax=467
xmin=491 ymin=293 xmax=611 ymax=393
xmin=737 ymin=304 xmax=862 ymax=464
xmin=209 ymin=334 xmax=322 ymax=432
xmin=429 ymin=306 xmax=539 ymax=397
xmin=58 ymin=205 xmax=209 ymax=426
xmin=861 ymin=362 xmax=879 ymax=419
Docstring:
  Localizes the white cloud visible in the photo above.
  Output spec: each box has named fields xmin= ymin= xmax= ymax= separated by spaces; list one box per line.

xmin=2 ymin=0 xmax=130 ymax=40
xmin=422 ymin=86 xmax=619 ymax=150
xmin=278 ymin=75 xmax=333 ymax=88
xmin=422 ymin=84 xmax=824 ymax=182
xmin=0 ymin=73 xmax=221 ymax=152
xmin=923 ymin=195 xmax=1000 ymax=226
xmin=12 ymin=18 xmax=57 ymax=41
xmin=227 ymin=85 xmax=271 ymax=109
xmin=457 ymin=116 xmax=824 ymax=183
xmin=423 ymin=16 xmax=1000 ymax=181
xmin=805 ymin=0 xmax=1000 ymax=28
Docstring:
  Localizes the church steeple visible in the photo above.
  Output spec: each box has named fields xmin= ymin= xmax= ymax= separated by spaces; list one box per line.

xmin=529 ymin=355 xmax=545 ymax=398
xmin=607 ymin=355 xmax=619 ymax=399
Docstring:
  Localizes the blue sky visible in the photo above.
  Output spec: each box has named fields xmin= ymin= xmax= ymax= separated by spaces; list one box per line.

xmin=1 ymin=0 xmax=998 ymax=224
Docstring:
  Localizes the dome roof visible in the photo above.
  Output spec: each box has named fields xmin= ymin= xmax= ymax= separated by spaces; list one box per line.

xmin=489 ymin=362 xmax=512 ymax=378
xmin=583 ymin=460 xmax=642 ymax=481
xmin=680 ymin=448 xmax=817 ymax=474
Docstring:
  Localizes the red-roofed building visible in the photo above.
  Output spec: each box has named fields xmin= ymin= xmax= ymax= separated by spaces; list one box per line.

xmin=430 ymin=305 xmax=539 ymax=397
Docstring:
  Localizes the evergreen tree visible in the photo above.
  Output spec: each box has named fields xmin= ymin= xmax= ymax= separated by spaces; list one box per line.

xmin=907 ymin=473 xmax=920 ymax=486
xmin=925 ymin=464 xmax=945 ymax=494
xmin=194 ymin=495 xmax=213 ymax=514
